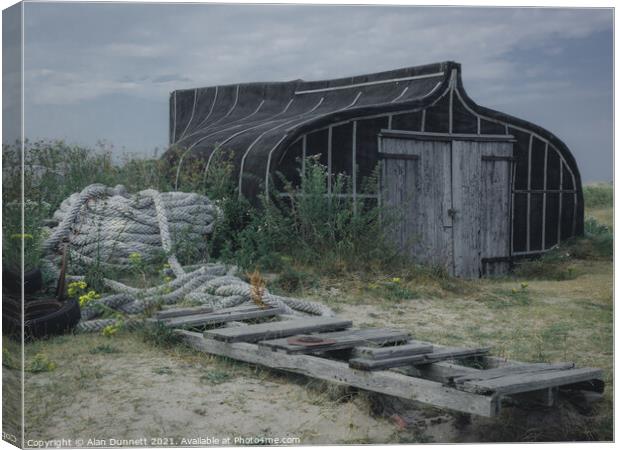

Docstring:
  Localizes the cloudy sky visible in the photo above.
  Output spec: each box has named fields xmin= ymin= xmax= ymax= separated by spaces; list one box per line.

xmin=6 ymin=2 xmax=614 ymax=181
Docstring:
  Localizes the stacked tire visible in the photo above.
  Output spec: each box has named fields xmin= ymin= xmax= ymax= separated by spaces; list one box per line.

xmin=2 ymin=268 xmax=81 ymax=340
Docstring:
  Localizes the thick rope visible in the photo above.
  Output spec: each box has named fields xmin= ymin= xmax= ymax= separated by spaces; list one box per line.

xmin=42 ymin=184 xmax=334 ymax=332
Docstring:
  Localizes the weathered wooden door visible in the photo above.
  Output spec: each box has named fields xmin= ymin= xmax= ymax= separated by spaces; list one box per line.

xmin=379 ymin=131 xmax=513 ymax=277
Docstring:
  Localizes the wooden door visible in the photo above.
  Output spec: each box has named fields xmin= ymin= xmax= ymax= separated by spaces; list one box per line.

xmin=451 ymin=140 xmax=513 ymax=277
xmin=379 ymin=132 xmax=513 ymax=277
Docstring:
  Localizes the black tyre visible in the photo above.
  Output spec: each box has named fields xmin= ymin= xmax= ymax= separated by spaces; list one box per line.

xmin=2 ymin=268 xmax=43 ymax=295
xmin=2 ymin=296 xmax=81 ymax=340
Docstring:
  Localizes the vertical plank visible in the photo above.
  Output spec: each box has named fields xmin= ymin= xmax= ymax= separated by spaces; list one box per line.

xmin=352 ymin=121 xmax=357 ymax=208
xmin=557 ymin=162 xmax=563 ymax=245
xmin=542 ymin=143 xmax=548 ymax=249
xmin=480 ymin=142 xmax=513 ymax=275
xmin=451 ymin=141 xmax=482 ymax=277
xmin=380 ymin=138 xmax=452 ymax=271
xmin=526 ymin=134 xmax=533 ymax=252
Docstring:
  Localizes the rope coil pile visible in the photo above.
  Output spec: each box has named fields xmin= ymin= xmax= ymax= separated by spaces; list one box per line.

xmin=42 ymin=184 xmax=333 ymax=332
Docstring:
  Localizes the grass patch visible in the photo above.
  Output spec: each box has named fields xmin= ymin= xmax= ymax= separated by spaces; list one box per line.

xmin=26 ymin=353 xmax=57 ymax=373
xmin=514 ymin=250 xmax=578 ymax=280
xmin=137 ymin=322 xmax=182 ymax=348
xmin=89 ymin=344 xmax=121 ymax=355
xmin=583 ymin=182 xmax=613 ymax=209
xmin=152 ymin=366 xmax=174 ymax=375
xmin=199 ymin=370 xmax=232 ymax=385
xmin=367 ymin=277 xmax=418 ymax=301
xmin=479 ymin=284 xmax=532 ymax=309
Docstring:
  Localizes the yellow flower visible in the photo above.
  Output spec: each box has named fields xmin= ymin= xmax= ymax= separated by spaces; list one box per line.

xmin=102 ymin=324 xmax=119 ymax=337
xmin=520 ymin=282 xmax=528 ymax=289
xmin=128 ymin=252 xmax=142 ymax=265
xmin=67 ymin=280 xmax=88 ymax=297
xmin=390 ymin=277 xmax=401 ymax=284
xmin=511 ymin=288 xmax=518 ymax=294
xmin=78 ymin=289 xmax=100 ymax=307
xmin=11 ymin=233 xmax=33 ymax=239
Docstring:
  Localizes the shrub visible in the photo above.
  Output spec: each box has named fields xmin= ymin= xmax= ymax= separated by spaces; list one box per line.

xmin=27 ymin=353 xmax=56 ymax=373
xmin=137 ymin=321 xmax=182 ymax=348
xmin=272 ymin=265 xmax=316 ymax=293
xmin=567 ymin=217 xmax=613 ymax=260
xmin=514 ymin=249 xmax=578 ymax=281
xmin=583 ymin=183 xmax=613 ymax=209
xmin=203 ymin=155 xmax=402 ymax=273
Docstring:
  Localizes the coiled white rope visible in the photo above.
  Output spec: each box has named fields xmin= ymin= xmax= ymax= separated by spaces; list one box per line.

xmin=42 ymin=184 xmax=333 ymax=332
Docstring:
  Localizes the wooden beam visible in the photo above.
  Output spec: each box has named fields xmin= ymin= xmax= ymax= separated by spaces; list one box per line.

xmin=204 ymin=317 xmax=352 ymax=343
xmin=400 ymin=362 xmax=480 ymax=384
xmin=260 ymin=328 xmax=409 ymax=354
xmin=350 ymin=347 xmax=491 ymax=371
xmin=178 ymin=330 xmax=499 ymax=417
xmin=378 ymin=130 xmax=516 ymax=142
xmin=458 ymin=367 xmax=604 ymax=395
xmin=354 ymin=342 xmax=433 ymax=360
xmin=156 ymin=305 xmax=214 ymax=320
xmin=453 ymin=363 xmax=575 ymax=386
xmin=163 ymin=306 xmax=284 ymax=329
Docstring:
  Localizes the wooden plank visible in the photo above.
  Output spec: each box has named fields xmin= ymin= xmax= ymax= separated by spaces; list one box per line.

xmin=378 ymin=152 xmax=419 ymax=161
xmin=353 ymin=342 xmax=433 ymax=360
xmin=204 ymin=317 xmax=353 ymax=343
xmin=164 ymin=306 xmax=284 ymax=329
xmin=459 ymin=367 xmax=604 ymax=395
xmin=453 ymin=362 xmax=575 ymax=386
xmin=480 ymin=142 xmax=513 ymax=276
xmin=260 ymin=328 xmax=410 ymax=354
xmin=403 ymin=362 xmax=481 ymax=384
xmin=350 ymin=346 xmax=491 ymax=371
xmin=451 ymin=140 xmax=483 ymax=277
xmin=156 ymin=305 xmax=215 ymax=320
xmin=177 ymin=330 xmax=499 ymax=417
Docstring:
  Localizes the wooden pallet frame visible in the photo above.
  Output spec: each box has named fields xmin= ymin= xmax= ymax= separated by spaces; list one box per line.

xmin=167 ymin=306 xmax=603 ymax=418
xmin=177 ymin=330 xmax=500 ymax=417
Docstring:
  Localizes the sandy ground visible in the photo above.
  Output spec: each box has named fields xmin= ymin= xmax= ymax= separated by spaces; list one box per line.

xmin=21 ymin=332 xmax=470 ymax=446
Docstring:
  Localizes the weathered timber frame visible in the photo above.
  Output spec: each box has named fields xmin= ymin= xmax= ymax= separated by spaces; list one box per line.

xmin=177 ymin=330 xmax=603 ymax=417
xmin=178 ymin=330 xmax=500 ymax=416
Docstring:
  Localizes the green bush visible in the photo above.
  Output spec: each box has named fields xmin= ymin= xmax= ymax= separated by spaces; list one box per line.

xmin=567 ymin=217 xmax=613 ymax=260
xmin=514 ymin=250 xmax=577 ymax=281
xmin=583 ymin=183 xmax=613 ymax=209
xmin=272 ymin=265 xmax=317 ymax=293
xmin=137 ymin=321 xmax=182 ymax=348
xmin=202 ymin=155 xmax=402 ymax=273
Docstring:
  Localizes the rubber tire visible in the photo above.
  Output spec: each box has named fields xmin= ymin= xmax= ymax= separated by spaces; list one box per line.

xmin=2 ymin=297 xmax=81 ymax=340
xmin=2 ymin=268 xmax=43 ymax=295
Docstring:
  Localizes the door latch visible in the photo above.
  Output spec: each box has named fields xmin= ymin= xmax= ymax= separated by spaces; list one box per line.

xmin=447 ymin=208 xmax=457 ymax=218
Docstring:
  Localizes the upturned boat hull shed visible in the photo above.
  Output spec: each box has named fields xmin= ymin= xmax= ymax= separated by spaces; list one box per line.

xmin=166 ymin=61 xmax=583 ymax=277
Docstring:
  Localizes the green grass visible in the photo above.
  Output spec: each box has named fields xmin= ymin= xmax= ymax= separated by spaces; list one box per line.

xmin=583 ymin=182 xmax=613 ymax=209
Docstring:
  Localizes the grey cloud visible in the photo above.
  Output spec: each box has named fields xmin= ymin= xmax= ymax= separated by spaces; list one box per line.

xmin=15 ymin=3 xmax=613 ymax=181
